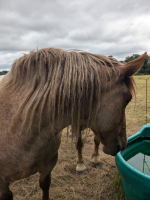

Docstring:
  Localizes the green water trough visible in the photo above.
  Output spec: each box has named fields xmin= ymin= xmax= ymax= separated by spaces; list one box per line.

xmin=115 ymin=124 xmax=150 ymax=200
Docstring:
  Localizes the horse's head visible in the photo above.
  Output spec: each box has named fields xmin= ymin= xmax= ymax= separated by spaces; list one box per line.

xmin=90 ymin=53 xmax=147 ymax=156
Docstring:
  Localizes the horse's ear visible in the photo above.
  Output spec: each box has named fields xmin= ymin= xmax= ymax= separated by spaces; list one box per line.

xmin=121 ymin=52 xmax=147 ymax=77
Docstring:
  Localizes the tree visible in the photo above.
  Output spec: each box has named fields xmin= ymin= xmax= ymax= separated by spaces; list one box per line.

xmin=0 ymin=71 xmax=8 ymax=75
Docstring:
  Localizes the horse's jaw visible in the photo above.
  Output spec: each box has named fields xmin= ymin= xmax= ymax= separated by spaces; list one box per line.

xmin=102 ymin=146 xmax=119 ymax=156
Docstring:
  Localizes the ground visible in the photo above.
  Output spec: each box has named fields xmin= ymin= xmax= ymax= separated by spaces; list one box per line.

xmin=10 ymin=75 xmax=150 ymax=200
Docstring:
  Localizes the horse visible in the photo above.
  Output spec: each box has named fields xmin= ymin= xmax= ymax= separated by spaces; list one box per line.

xmin=0 ymin=48 xmax=146 ymax=200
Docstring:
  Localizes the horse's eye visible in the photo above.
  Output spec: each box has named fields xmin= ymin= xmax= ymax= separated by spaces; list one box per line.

xmin=125 ymin=91 xmax=132 ymax=107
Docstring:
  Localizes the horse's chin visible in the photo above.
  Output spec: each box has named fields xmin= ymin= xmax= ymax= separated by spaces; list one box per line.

xmin=103 ymin=146 xmax=118 ymax=156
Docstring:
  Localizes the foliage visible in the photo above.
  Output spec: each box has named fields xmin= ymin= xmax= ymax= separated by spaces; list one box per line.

xmin=113 ymin=172 xmax=131 ymax=200
xmin=123 ymin=54 xmax=150 ymax=75
xmin=0 ymin=71 xmax=8 ymax=75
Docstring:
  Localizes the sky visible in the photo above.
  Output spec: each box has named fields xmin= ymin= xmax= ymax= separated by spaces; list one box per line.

xmin=0 ymin=0 xmax=150 ymax=71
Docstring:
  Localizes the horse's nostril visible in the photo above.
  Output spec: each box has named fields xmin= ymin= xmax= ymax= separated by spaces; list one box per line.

xmin=117 ymin=144 xmax=121 ymax=152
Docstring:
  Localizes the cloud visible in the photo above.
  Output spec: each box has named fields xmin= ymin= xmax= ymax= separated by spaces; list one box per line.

xmin=0 ymin=0 xmax=150 ymax=70
xmin=0 ymin=51 xmax=27 ymax=71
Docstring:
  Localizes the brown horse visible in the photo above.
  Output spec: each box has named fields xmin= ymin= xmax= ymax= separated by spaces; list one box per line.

xmin=0 ymin=48 xmax=146 ymax=200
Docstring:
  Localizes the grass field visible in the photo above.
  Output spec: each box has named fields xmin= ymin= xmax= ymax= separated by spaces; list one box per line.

xmin=10 ymin=75 xmax=150 ymax=200
xmin=126 ymin=75 xmax=150 ymax=136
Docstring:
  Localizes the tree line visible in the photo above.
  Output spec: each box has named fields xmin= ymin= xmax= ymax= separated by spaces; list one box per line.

xmin=0 ymin=71 xmax=8 ymax=75
xmin=120 ymin=54 xmax=150 ymax=75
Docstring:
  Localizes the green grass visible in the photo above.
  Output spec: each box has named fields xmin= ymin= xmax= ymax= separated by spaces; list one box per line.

xmin=113 ymin=172 xmax=131 ymax=200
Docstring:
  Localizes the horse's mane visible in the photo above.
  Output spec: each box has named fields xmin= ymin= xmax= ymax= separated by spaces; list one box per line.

xmin=4 ymin=48 xmax=135 ymax=133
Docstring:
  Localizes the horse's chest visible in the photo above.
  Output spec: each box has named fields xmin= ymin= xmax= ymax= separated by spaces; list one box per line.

xmin=0 ymin=132 xmax=61 ymax=181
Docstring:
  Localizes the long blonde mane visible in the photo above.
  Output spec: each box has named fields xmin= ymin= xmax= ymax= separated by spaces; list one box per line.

xmin=4 ymin=48 xmax=135 ymax=133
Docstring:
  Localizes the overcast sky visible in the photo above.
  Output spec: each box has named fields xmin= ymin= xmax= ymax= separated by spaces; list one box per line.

xmin=0 ymin=0 xmax=150 ymax=71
